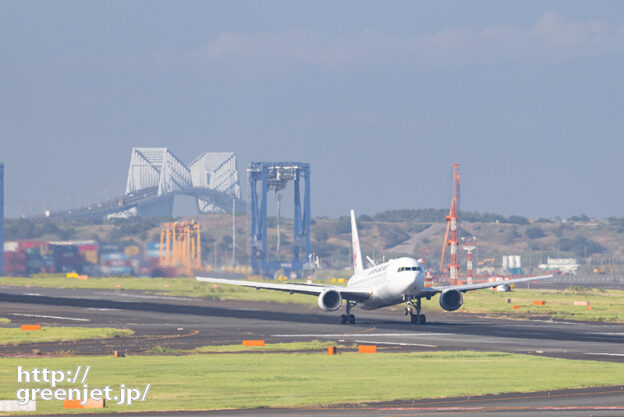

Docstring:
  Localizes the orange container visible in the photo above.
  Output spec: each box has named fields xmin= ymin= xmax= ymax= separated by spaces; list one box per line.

xmin=533 ymin=300 xmax=546 ymax=306
xmin=21 ymin=325 xmax=41 ymax=331
xmin=327 ymin=346 xmax=337 ymax=355
xmin=358 ymin=345 xmax=377 ymax=353
xmin=242 ymin=340 xmax=265 ymax=346
xmin=512 ymin=305 xmax=520 ymax=310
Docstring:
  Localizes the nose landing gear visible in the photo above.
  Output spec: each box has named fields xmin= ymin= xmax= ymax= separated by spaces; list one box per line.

xmin=405 ymin=297 xmax=426 ymax=324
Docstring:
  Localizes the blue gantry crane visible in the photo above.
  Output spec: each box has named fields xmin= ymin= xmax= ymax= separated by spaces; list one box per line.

xmin=248 ymin=162 xmax=311 ymax=277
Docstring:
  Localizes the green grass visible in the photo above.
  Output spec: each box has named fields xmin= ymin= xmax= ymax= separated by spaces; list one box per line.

xmin=0 ymin=327 xmax=133 ymax=346
xmin=0 ymin=318 xmax=10 ymax=324
xmin=0 ymin=275 xmax=315 ymax=305
xmin=448 ymin=288 xmax=624 ymax=322
xmin=149 ymin=341 xmax=347 ymax=354
xmin=0 ymin=350 xmax=623 ymax=413
xmin=193 ymin=340 xmax=344 ymax=353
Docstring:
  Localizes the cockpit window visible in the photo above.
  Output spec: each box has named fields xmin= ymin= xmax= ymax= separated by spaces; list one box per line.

xmin=398 ymin=266 xmax=422 ymax=272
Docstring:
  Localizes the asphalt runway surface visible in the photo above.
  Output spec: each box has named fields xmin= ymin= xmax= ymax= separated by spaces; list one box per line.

xmin=0 ymin=285 xmax=623 ymax=416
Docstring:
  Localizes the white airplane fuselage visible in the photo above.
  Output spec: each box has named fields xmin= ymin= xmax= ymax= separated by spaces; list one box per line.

xmin=347 ymin=257 xmax=425 ymax=310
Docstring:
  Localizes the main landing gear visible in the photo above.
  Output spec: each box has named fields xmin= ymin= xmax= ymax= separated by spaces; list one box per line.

xmin=340 ymin=301 xmax=356 ymax=324
xmin=405 ymin=297 xmax=426 ymax=324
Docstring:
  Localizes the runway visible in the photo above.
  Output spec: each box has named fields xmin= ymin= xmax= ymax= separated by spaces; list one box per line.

xmin=1 ymin=285 xmax=623 ymax=362
xmin=0 ymin=285 xmax=623 ymax=415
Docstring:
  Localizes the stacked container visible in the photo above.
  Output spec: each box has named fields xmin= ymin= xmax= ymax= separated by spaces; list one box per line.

xmin=100 ymin=252 xmax=132 ymax=276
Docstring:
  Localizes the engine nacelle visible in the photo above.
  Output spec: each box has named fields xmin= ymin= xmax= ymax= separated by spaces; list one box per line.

xmin=318 ymin=289 xmax=342 ymax=311
xmin=439 ymin=289 xmax=463 ymax=311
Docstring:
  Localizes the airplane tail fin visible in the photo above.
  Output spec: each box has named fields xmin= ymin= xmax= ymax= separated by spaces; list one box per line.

xmin=350 ymin=209 xmax=364 ymax=273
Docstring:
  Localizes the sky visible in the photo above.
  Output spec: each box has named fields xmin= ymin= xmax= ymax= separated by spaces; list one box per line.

xmin=1 ymin=1 xmax=623 ymax=219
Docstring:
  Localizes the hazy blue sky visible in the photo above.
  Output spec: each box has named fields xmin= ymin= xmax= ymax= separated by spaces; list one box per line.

xmin=1 ymin=1 xmax=623 ymax=219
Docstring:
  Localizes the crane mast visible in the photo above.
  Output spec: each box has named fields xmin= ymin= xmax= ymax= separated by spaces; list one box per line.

xmin=440 ymin=163 xmax=461 ymax=284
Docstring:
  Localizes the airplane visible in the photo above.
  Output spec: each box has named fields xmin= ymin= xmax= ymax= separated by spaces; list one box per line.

xmin=196 ymin=210 xmax=553 ymax=324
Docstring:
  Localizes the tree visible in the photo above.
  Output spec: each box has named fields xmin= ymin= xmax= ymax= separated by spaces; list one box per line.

xmin=525 ymin=227 xmax=546 ymax=239
xmin=336 ymin=216 xmax=351 ymax=234
xmin=313 ymin=228 xmax=329 ymax=242
xmin=557 ymin=235 xmax=604 ymax=257
xmin=507 ymin=215 xmax=529 ymax=225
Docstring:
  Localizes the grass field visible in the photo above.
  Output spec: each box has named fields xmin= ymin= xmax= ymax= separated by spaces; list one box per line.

xmin=455 ymin=287 xmax=624 ymax=322
xmin=0 ymin=327 xmax=133 ymax=346
xmin=0 ymin=350 xmax=623 ymax=413
xmin=0 ymin=276 xmax=623 ymax=322
xmin=0 ymin=318 xmax=10 ymax=324
xmin=193 ymin=340 xmax=343 ymax=353
xmin=0 ymin=275 xmax=315 ymax=305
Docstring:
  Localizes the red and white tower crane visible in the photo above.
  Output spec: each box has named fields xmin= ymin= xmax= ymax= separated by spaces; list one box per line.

xmin=461 ymin=236 xmax=477 ymax=285
xmin=440 ymin=163 xmax=461 ymax=284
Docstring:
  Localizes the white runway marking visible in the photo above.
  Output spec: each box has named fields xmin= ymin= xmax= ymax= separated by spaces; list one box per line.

xmin=93 ymin=292 xmax=188 ymax=301
xmin=354 ymin=340 xmax=438 ymax=348
xmin=272 ymin=333 xmax=451 ymax=337
xmin=528 ymin=319 xmax=582 ymax=326
xmin=85 ymin=308 xmax=120 ymax=311
xmin=591 ymin=333 xmax=624 ymax=336
xmin=23 ymin=293 xmax=42 ymax=296
xmin=585 ymin=352 xmax=624 ymax=357
xmin=10 ymin=313 xmax=90 ymax=322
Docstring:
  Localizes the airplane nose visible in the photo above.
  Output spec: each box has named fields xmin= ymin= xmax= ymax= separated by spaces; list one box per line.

xmin=402 ymin=272 xmax=418 ymax=292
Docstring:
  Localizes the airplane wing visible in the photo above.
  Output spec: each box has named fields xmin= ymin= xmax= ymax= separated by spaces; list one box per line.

xmin=420 ymin=274 xmax=554 ymax=297
xmin=196 ymin=277 xmax=372 ymax=302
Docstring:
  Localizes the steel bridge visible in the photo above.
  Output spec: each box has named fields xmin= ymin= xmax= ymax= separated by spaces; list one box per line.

xmin=42 ymin=148 xmax=243 ymax=219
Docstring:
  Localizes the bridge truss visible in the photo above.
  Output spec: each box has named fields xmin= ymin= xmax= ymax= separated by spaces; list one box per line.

xmin=42 ymin=148 xmax=243 ymax=219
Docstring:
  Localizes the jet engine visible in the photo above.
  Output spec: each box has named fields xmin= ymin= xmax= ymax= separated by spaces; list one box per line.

xmin=439 ymin=289 xmax=463 ymax=311
xmin=318 ymin=289 xmax=342 ymax=311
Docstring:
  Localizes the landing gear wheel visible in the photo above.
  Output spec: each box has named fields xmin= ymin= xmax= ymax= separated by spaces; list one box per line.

xmin=407 ymin=297 xmax=424 ymax=324
xmin=347 ymin=314 xmax=355 ymax=324
xmin=340 ymin=314 xmax=347 ymax=324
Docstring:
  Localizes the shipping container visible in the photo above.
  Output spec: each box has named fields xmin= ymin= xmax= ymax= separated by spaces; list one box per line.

xmin=100 ymin=252 xmax=131 ymax=268
xmin=50 ymin=244 xmax=83 ymax=273
xmin=4 ymin=241 xmax=19 ymax=252
xmin=99 ymin=266 xmax=133 ymax=276
xmin=145 ymin=242 xmax=161 ymax=259
xmin=100 ymin=244 xmax=121 ymax=254
xmin=151 ymin=265 xmax=178 ymax=278
xmin=100 ymin=252 xmax=129 ymax=261
xmin=25 ymin=248 xmax=43 ymax=274
xmin=41 ymin=255 xmax=56 ymax=273
xmin=77 ymin=243 xmax=98 ymax=252
xmin=124 ymin=245 xmax=140 ymax=257
xmin=4 ymin=251 xmax=26 ymax=275
xmin=18 ymin=240 xmax=49 ymax=254
xmin=82 ymin=250 xmax=98 ymax=264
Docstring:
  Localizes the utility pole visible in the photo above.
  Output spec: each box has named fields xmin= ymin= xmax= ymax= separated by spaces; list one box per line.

xmin=276 ymin=192 xmax=281 ymax=258
xmin=232 ymin=198 xmax=236 ymax=266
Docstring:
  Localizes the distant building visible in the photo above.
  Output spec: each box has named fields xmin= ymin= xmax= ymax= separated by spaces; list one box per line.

xmin=539 ymin=257 xmax=578 ymax=275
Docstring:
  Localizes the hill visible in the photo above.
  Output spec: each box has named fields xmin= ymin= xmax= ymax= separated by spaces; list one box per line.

xmin=4 ymin=211 xmax=624 ymax=273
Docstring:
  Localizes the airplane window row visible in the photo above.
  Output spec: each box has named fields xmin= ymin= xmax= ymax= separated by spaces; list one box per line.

xmin=398 ymin=266 xmax=422 ymax=272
